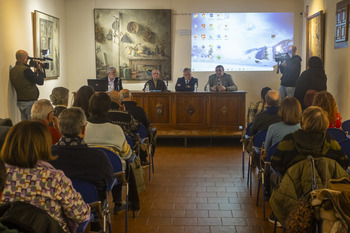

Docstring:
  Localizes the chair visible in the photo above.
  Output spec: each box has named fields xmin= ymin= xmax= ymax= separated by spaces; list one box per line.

xmin=256 ymin=142 xmax=280 ymax=220
xmin=326 ymin=128 xmax=347 ymax=143
xmin=71 ymin=178 xmax=112 ymax=233
xmin=125 ymin=134 xmax=134 ymax=149
xmin=339 ymin=138 xmax=350 ymax=168
xmin=342 ymin=120 xmax=350 ymax=135
xmin=134 ymin=123 xmax=154 ymax=181
xmin=240 ymin=122 xmax=252 ymax=178
xmin=247 ymin=130 xmax=267 ymax=196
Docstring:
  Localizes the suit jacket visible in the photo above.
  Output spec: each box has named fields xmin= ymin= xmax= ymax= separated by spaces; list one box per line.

xmin=175 ymin=77 xmax=198 ymax=92
xmin=102 ymin=76 xmax=123 ymax=91
xmin=143 ymin=79 xmax=167 ymax=91
xmin=206 ymin=73 xmax=238 ymax=91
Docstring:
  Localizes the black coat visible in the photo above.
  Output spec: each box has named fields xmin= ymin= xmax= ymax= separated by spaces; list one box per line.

xmin=102 ymin=76 xmax=123 ymax=91
xmin=175 ymin=77 xmax=198 ymax=91
xmin=143 ymin=79 xmax=167 ymax=91
xmin=280 ymin=55 xmax=302 ymax=87
xmin=122 ymin=101 xmax=150 ymax=129
xmin=294 ymin=68 xmax=327 ymax=108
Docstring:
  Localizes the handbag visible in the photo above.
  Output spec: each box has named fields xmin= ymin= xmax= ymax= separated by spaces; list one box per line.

xmin=284 ymin=195 xmax=315 ymax=233
xmin=130 ymin=156 xmax=146 ymax=194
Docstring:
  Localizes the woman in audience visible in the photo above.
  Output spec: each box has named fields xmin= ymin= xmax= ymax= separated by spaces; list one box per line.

xmin=50 ymin=87 xmax=69 ymax=117
xmin=264 ymin=97 xmax=301 ymax=151
xmin=271 ymin=106 xmax=348 ymax=175
xmin=72 ymin=85 xmax=94 ymax=118
xmin=313 ymin=91 xmax=342 ymax=128
xmin=294 ymin=56 xmax=327 ymax=109
xmin=0 ymin=120 xmax=90 ymax=233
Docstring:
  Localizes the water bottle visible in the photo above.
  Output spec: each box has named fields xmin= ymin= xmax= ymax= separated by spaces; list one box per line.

xmin=145 ymin=83 xmax=150 ymax=92
xmin=205 ymin=83 xmax=210 ymax=92
xmin=194 ymin=82 xmax=198 ymax=92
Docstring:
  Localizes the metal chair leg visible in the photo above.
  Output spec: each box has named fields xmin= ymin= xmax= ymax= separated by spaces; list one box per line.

xmin=125 ymin=182 xmax=129 ymax=233
xmin=256 ymin=178 xmax=261 ymax=206
xmin=247 ymin=154 xmax=251 ymax=186
xmin=262 ymin=173 xmax=265 ymax=220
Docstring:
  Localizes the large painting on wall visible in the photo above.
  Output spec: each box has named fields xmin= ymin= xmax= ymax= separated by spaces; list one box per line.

xmin=94 ymin=9 xmax=171 ymax=81
xmin=34 ymin=10 xmax=60 ymax=79
xmin=306 ymin=11 xmax=325 ymax=65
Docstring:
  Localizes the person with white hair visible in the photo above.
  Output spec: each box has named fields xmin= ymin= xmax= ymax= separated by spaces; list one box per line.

xmin=31 ymin=99 xmax=61 ymax=144
xmin=101 ymin=66 xmax=123 ymax=92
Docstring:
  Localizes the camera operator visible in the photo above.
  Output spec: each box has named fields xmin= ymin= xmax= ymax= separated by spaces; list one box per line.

xmin=10 ymin=50 xmax=45 ymax=120
xmin=278 ymin=45 xmax=302 ymax=100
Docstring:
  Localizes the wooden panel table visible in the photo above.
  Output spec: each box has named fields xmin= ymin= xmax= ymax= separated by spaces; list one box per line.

xmin=131 ymin=91 xmax=246 ymax=138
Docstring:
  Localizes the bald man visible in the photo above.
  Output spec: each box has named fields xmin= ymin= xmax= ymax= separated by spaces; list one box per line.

xmin=143 ymin=69 xmax=167 ymax=91
xmin=250 ymin=90 xmax=282 ymax=136
xmin=10 ymin=50 xmax=45 ymax=120
xmin=279 ymin=45 xmax=302 ymax=100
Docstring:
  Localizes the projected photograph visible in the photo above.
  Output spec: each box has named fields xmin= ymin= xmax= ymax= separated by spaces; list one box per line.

xmin=191 ymin=13 xmax=294 ymax=72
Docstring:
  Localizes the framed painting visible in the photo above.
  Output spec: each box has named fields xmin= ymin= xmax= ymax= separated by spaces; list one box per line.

xmin=306 ymin=11 xmax=325 ymax=65
xmin=33 ymin=10 xmax=60 ymax=79
xmin=94 ymin=9 xmax=171 ymax=81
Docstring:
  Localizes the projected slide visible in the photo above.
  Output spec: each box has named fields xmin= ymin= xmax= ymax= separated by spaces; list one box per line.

xmin=191 ymin=13 xmax=294 ymax=72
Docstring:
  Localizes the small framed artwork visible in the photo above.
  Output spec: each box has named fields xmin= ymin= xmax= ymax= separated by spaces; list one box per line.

xmin=335 ymin=0 xmax=349 ymax=49
xmin=33 ymin=10 xmax=60 ymax=79
xmin=306 ymin=11 xmax=325 ymax=65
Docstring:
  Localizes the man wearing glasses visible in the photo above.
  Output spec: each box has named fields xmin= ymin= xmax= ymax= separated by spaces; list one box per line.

xmin=143 ymin=69 xmax=168 ymax=91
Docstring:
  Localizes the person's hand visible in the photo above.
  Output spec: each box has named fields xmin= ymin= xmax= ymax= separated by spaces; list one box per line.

xmin=218 ymin=85 xmax=226 ymax=92
xmin=210 ymin=86 xmax=217 ymax=92
xmin=281 ymin=61 xmax=286 ymax=67
xmin=177 ymin=84 xmax=181 ymax=87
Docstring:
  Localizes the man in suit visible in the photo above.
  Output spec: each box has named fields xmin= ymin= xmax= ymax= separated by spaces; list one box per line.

xmin=102 ymin=66 xmax=123 ymax=92
xmin=175 ymin=68 xmax=198 ymax=92
xmin=143 ymin=69 xmax=167 ymax=91
xmin=206 ymin=65 xmax=238 ymax=92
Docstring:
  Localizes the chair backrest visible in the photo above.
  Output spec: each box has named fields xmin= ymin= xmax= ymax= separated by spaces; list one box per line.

xmin=326 ymin=128 xmax=347 ymax=142
xmin=342 ymin=120 xmax=350 ymax=134
xmin=96 ymin=147 xmax=123 ymax=173
xmin=253 ymin=130 xmax=267 ymax=148
xmin=136 ymin=123 xmax=149 ymax=139
xmin=267 ymin=142 xmax=280 ymax=162
xmin=339 ymin=138 xmax=350 ymax=164
xmin=71 ymin=178 xmax=99 ymax=204
xmin=125 ymin=134 xmax=134 ymax=149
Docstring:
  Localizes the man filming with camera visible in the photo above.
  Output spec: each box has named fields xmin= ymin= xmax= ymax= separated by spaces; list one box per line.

xmin=278 ymin=45 xmax=302 ymax=100
xmin=10 ymin=50 xmax=45 ymax=120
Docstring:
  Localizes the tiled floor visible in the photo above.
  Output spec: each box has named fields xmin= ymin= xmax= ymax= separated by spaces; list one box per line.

xmin=109 ymin=138 xmax=283 ymax=233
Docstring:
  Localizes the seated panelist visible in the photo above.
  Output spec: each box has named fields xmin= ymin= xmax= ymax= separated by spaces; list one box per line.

xmin=175 ymin=68 xmax=198 ymax=92
xmin=206 ymin=65 xmax=238 ymax=92
xmin=143 ymin=69 xmax=167 ymax=92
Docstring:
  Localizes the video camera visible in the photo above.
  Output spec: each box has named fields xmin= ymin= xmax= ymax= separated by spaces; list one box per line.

xmin=28 ymin=49 xmax=53 ymax=69
xmin=275 ymin=52 xmax=290 ymax=74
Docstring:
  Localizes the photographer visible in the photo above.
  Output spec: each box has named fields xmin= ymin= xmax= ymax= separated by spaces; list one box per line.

xmin=278 ymin=45 xmax=302 ymax=100
xmin=10 ymin=50 xmax=45 ymax=120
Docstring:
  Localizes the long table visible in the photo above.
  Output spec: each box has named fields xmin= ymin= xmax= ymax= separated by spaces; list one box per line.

xmin=131 ymin=91 xmax=246 ymax=138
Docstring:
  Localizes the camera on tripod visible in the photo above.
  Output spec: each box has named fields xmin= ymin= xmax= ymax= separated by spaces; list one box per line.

xmin=28 ymin=49 xmax=53 ymax=69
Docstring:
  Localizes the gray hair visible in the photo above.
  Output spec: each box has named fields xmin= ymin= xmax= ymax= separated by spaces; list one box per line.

xmin=183 ymin=68 xmax=191 ymax=73
xmin=31 ymin=99 xmax=53 ymax=120
xmin=107 ymin=66 xmax=116 ymax=74
xmin=58 ymin=107 xmax=86 ymax=137
xmin=50 ymin=87 xmax=69 ymax=106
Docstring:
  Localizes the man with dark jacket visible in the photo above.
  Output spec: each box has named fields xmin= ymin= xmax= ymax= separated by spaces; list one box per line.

xmin=175 ymin=68 xmax=198 ymax=92
xmin=102 ymin=66 xmax=123 ymax=92
xmin=10 ymin=50 xmax=45 ymax=120
xmin=143 ymin=69 xmax=167 ymax=92
xmin=250 ymin=90 xmax=281 ymax=136
xmin=279 ymin=45 xmax=302 ymax=100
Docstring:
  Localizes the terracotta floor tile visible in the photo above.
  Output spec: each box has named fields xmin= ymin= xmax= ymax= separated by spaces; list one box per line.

xmin=197 ymin=192 xmax=218 ymax=197
xmin=147 ymin=217 xmax=173 ymax=226
xmin=222 ymin=217 xmax=247 ymax=226
xmin=209 ymin=210 xmax=233 ymax=218
xmin=184 ymin=226 xmax=210 ymax=233
xmin=196 ymin=203 xmax=219 ymax=210
xmin=174 ymin=203 xmax=197 ymax=210
xmin=207 ymin=197 xmax=230 ymax=204
xmin=151 ymin=202 xmax=174 ymax=210
xmin=206 ymin=186 xmax=226 ymax=192
xmin=218 ymin=203 xmax=241 ymax=211
xmin=172 ymin=217 xmax=198 ymax=226
xmin=131 ymin=225 xmax=159 ymax=233
xmin=161 ymin=210 xmax=186 ymax=218
xmin=215 ymin=181 xmax=234 ymax=187
xmin=158 ymin=226 xmax=184 ymax=233
xmin=186 ymin=197 xmax=208 ymax=204
xmin=210 ymin=226 xmax=237 ymax=233
xmin=185 ymin=210 xmax=209 ymax=218
xmin=197 ymin=217 xmax=222 ymax=225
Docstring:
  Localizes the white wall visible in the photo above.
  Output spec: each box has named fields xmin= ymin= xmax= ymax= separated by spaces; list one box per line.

xmin=65 ymin=0 xmax=304 ymax=113
xmin=0 ymin=0 xmax=67 ymax=122
xmin=302 ymin=0 xmax=350 ymax=120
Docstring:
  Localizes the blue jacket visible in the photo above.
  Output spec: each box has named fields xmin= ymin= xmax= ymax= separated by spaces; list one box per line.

xmin=175 ymin=77 xmax=198 ymax=91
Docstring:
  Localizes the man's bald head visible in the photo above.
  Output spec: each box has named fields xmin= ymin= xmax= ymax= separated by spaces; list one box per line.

xmin=15 ymin=50 xmax=28 ymax=63
xmin=108 ymin=90 xmax=120 ymax=104
xmin=265 ymin=90 xmax=280 ymax=107
xmin=120 ymin=89 xmax=132 ymax=101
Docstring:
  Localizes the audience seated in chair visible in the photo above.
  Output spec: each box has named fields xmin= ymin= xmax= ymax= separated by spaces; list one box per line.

xmin=50 ymin=87 xmax=69 ymax=117
xmin=72 ymin=85 xmax=95 ymax=119
xmin=0 ymin=120 xmax=90 ymax=233
xmin=313 ymin=91 xmax=342 ymax=129
xmin=247 ymin=87 xmax=271 ymax=124
xmin=108 ymin=90 xmax=139 ymax=141
xmin=264 ymin=97 xmax=301 ymax=151
xmin=31 ymin=99 xmax=61 ymax=144
xmin=250 ymin=90 xmax=281 ymax=136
